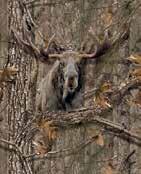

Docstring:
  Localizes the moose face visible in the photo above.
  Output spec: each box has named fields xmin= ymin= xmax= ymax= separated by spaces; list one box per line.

xmin=12 ymin=26 xmax=111 ymax=111
xmin=62 ymin=57 xmax=79 ymax=102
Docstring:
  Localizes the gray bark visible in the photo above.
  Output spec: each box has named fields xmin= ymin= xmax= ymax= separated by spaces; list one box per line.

xmin=0 ymin=0 xmax=8 ymax=173
xmin=0 ymin=0 xmax=141 ymax=174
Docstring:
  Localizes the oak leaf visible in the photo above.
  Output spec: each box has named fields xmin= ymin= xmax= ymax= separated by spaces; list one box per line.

xmin=127 ymin=54 xmax=141 ymax=64
xmin=102 ymin=163 xmax=115 ymax=174
xmin=94 ymin=94 xmax=111 ymax=109
xmin=101 ymin=8 xmax=113 ymax=27
xmin=39 ymin=120 xmax=58 ymax=141
xmin=0 ymin=66 xmax=18 ymax=83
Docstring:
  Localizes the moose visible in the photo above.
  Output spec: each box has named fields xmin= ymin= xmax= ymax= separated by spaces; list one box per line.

xmin=12 ymin=27 xmax=111 ymax=112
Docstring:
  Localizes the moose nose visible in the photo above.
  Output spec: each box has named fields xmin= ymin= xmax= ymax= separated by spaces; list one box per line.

xmin=68 ymin=77 xmax=74 ymax=88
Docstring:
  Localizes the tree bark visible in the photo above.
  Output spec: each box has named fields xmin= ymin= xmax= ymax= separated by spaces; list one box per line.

xmin=1 ymin=0 xmax=141 ymax=174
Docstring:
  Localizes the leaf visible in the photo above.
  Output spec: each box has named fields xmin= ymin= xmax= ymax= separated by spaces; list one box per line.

xmin=100 ymin=82 xmax=112 ymax=93
xmin=0 ymin=87 xmax=3 ymax=102
xmin=119 ymin=82 xmax=127 ymax=90
xmin=38 ymin=120 xmax=58 ymax=141
xmin=133 ymin=91 xmax=141 ymax=106
xmin=102 ymin=163 xmax=115 ymax=174
xmin=33 ymin=125 xmax=54 ymax=155
xmin=94 ymin=81 xmax=112 ymax=108
xmin=87 ymin=128 xmax=99 ymax=138
xmin=131 ymin=68 xmax=141 ymax=79
xmin=0 ymin=66 xmax=18 ymax=83
xmin=95 ymin=133 xmax=104 ymax=146
xmin=127 ymin=54 xmax=141 ymax=64
xmin=101 ymin=8 xmax=113 ymax=27
xmin=94 ymin=94 xmax=111 ymax=109
xmin=33 ymin=140 xmax=48 ymax=156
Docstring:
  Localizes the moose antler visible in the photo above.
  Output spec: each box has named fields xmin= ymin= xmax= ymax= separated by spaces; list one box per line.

xmin=12 ymin=0 xmax=122 ymax=63
xmin=12 ymin=9 xmax=129 ymax=63
xmin=12 ymin=26 xmax=112 ymax=62
xmin=11 ymin=27 xmax=63 ymax=62
xmin=79 ymin=40 xmax=111 ymax=59
xmin=78 ymin=29 xmax=111 ymax=59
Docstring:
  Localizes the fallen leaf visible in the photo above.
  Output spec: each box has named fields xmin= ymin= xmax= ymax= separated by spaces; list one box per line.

xmin=131 ymin=68 xmax=141 ymax=80
xmin=127 ymin=54 xmax=141 ymax=64
xmin=87 ymin=128 xmax=99 ymax=138
xmin=0 ymin=87 xmax=3 ymax=102
xmin=95 ymin=133 xmax=104 ymax=146
xmin=0 ymin=66 xmax=18 ymax=82
xmin=102 ymin=163 xmax=115 ymax=174
xmin=101 ymin=8 xmax=113 ymax=27
xmin=39 ymin=120 xmax=58 ymax=141
xmin=100 ymin=82 xmax=112 ymax=93
xmin=133 ymin=91 xmax=141 ymax=106
xmin=94 ymin=94 xmax=111 ymax=109
xmin=33 ymin=140 xmax=48 ymax=156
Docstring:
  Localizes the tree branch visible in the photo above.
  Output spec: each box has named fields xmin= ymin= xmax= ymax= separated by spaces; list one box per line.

xmin=26 ymin=135 xmax=99 ymax=161
xmin=0 ymin=138 xmax=32 ymax=174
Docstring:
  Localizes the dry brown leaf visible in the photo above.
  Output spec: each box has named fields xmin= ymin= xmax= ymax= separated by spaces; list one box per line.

xmin=0 ymin=87 xmax=3 ymax=102
xmin=102 ymin=163 xmax=115 ymax=174
xmin=101 ymin=9 xmax=113 ymax=27
xmin=94 ymin=81 xmax=112 ymax=108
xmin=127 ymin=54 xmax=141 ymax=64
xmin=0 ymin=66 xmax=18 ymax=82
xmin=131 ymin=68 xmax=141 ymax=80
xmin=127 ymin=90 xmax=141 ymax=106
xmin=131 ymin=127 xmax=141 ymax=134
xmin=100 ymin=82 xmax=112 ymax=93
xmin=38 ymin=120 xmax=58 ymax=141
xmin=94 ymin=94 xmax=111 ymax=109
xmin=87 ymin=128 xmax=100 ymax=138
xmin=33 ymin=141 xmax=48 ymax=156
xmin=133 ymin=91 xmax=141 ymax=106
xmin=33 ymin=123 xmax=54 ymax=156
xmin=95 ymin=133 xmax=104 ymax=146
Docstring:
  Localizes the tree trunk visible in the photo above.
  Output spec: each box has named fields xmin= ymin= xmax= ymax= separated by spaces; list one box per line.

xmin=0 ymin=0 xmax=8 ymax=173
xmin=0 ymin=0 xmax=141 ymax=174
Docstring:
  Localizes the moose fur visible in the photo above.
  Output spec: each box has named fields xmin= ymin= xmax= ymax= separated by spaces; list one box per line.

xmin=12 ymin=25 xmax=112 ymax=112
xmin=36 ymin=52 xmax=85 ymax=112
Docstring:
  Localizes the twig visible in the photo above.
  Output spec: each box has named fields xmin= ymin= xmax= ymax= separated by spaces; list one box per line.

xmin=0 ymin=138 xmax=32 ymax=174
xmin=26 ymin=135 xmax=99 ymax=161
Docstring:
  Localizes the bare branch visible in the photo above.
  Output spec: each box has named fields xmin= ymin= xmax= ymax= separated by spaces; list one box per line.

xmin=33 ymin=106 xmax=141 ymax=147
xmin=0 ymin=138 xmax=32 ymax=174
xmin=26 ymin=135 xmax=99 ymax=161
xmin=11 ymin=27 xmax=40 ymax=57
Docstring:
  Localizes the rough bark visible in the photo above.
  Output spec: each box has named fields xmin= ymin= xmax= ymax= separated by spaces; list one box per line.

xmin=0 ymin=0 xmax=141 ymax=174
xmin=0 ymin=0 xmax=8 ymax=173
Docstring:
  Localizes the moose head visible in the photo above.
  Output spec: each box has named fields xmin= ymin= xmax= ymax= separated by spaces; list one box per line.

xmin=12 ymin=27 xmax=111 ymax=111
